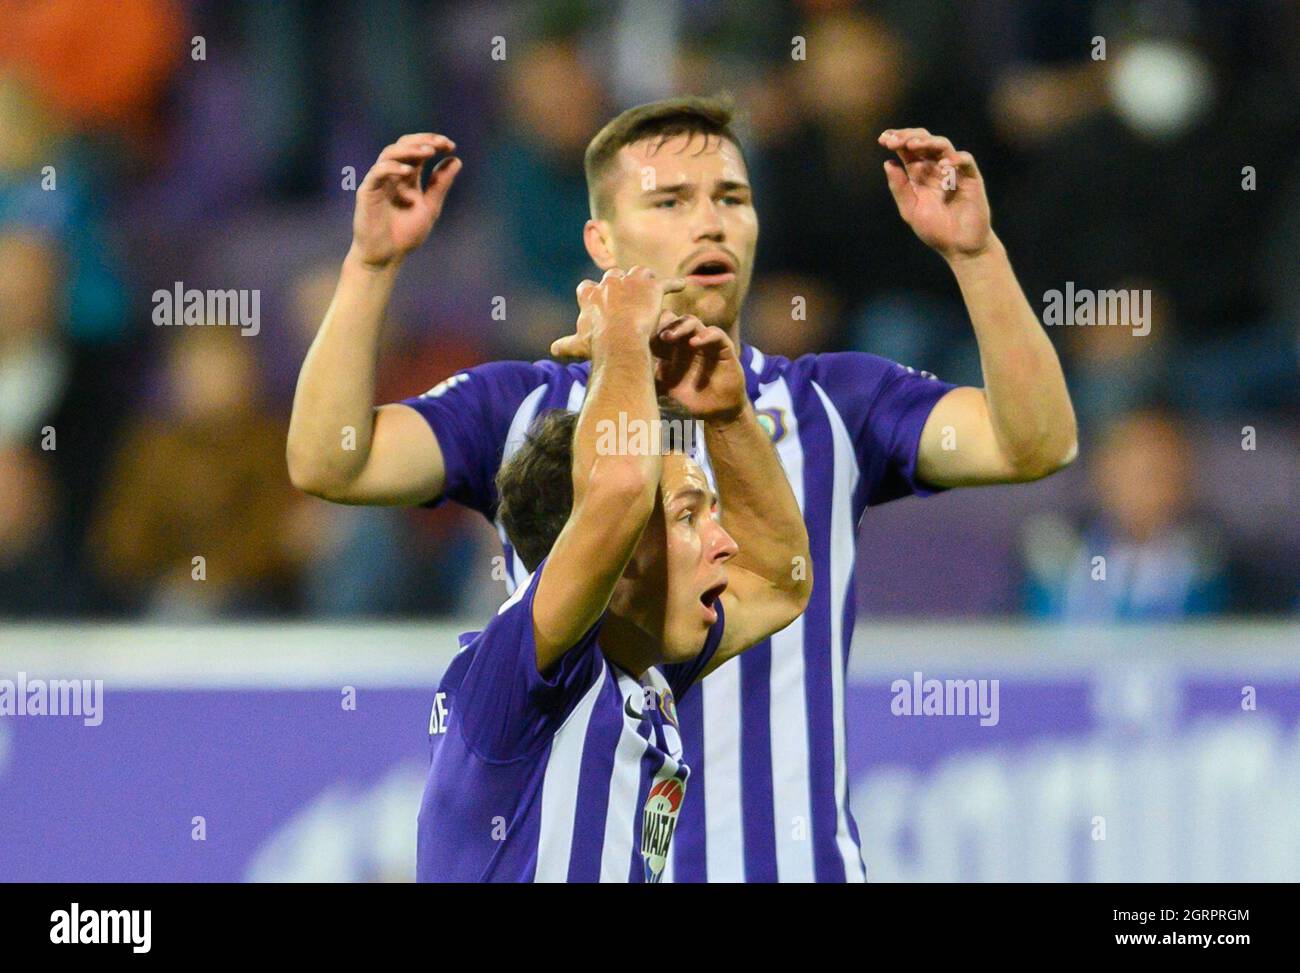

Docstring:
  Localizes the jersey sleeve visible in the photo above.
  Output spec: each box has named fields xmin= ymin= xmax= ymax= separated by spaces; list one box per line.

xmin=453 ymin=557 xmax=604 ymax=760
xmin=396 ymin=360 xmax=547 ymax=516
xmin=660 ymin=598 xmax=726 ymax=702
xmin=809 ymin=351 xmax=957 ymax=506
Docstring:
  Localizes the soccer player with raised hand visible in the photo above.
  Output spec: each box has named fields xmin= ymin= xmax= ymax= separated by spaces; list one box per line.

xmin=286 ymin=132 xmax=462 ymax=506
xmin=416 ymin=266 xmax=811 ymax=882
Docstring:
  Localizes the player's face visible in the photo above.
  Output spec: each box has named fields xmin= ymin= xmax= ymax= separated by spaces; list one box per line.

xmin=622 ymin=454 xmax=737 ymax=663
xmin=594 ymin=133 xmax=758 ymax=331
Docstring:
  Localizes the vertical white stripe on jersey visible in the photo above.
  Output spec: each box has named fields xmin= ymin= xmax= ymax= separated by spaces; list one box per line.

xmin=811 ymin=381 xmax=867 ymax=882
xmin=661 ymin=820 xmax=676 ymax=884
xmin=534 ymin=662 xmax=607 ymax=882
xmin=759 ymin=376 xmax=816 ymax=882
xmin=498 ymin=385 xmax=550 ymax=592
xmin=601 ymin=672 xmax=652 ymax=882
xmin=688 ymin=426 xmax=745 ymax=882
xmin=503 ymin=383 xmax=549 ymax=458
xmin=701 ymin=658 xmax=744 ymax=881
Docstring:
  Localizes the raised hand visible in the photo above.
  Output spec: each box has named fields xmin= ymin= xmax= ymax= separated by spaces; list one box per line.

xmin=879 ymin=128 xmax=993 ymax=260
xmin=351 ymin=133 xmax=461 ymax=269
xmin=653 ymin=315 xmax=747 ymax=423
xmin=550 ymin=267 xmax=685 ymax=360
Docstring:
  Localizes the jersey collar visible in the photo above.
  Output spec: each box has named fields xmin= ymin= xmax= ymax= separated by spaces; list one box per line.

xmin=740 ymin=342 xmax=767 ymax=401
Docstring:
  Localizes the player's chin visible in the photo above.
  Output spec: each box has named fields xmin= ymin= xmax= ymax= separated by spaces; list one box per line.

xmin=685 ymin=291 xmax=736 ymax=328
xmin=661 ymin=628 xmax=709 ymax=665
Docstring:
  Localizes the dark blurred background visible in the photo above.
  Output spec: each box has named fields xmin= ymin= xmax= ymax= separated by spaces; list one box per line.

xmin=1 ymin=0 xmax=1296 ymax=623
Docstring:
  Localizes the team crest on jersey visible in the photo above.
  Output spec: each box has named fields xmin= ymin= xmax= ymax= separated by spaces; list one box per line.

xmin=626 ymin=687 xmax=679 ymax=729
xmin=656 ymin=688 xmax=678 ymax=730
xmin=641 ymin=776 xmax=685 ymax=883
xmin=628 ymin=687 xmax=679 ymax=730
xmin=755 ymin=407 xmax=787 ymax=444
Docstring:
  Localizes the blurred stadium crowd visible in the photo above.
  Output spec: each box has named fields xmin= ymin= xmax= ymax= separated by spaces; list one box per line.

xmin=0 ymin=0 xmax=1296 ymax=622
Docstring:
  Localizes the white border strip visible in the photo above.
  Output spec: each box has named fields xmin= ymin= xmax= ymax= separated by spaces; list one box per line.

xmin=1 ymin=622 xmax=1296 ymax=688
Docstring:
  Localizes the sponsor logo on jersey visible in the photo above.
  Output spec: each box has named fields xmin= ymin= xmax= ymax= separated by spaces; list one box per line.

xmin=624 ymin=693 xmax=644 ymax=721
xmin=641 ymin=776 xmax=685 ymax=883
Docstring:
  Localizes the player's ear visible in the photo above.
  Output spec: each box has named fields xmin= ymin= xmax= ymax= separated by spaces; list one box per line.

xmin=584 ymin=218 xmax=617 ymax=271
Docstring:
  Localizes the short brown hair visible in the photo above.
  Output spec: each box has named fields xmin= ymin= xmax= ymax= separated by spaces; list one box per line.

xmin=583 ymin=93 xmax=744 ymax=218
xmin=496 ymin=409 xmax=579 ymax=574
xmin=495 ymin=400 xmax=696 ymax=573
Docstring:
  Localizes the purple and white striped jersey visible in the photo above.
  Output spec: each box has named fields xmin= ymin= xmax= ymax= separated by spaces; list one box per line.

xmin=416 ymin=558 xmax=725 ymax=882
xmin=402 ymin=343 xmax=954 ymax=882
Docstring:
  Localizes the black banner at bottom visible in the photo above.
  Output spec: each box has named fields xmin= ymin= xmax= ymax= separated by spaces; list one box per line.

xmin=0 ymin=881 xmax=1276 ymax=958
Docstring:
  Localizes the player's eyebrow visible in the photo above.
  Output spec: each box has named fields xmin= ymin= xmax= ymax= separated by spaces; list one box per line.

xmin=670 ymin=486 xmax=718 ymax=511
xmin=642 ymin=181 xmax=691 ymax=196
xmin=670 ymin=486 xmax=707 ymax=507
xmin=641 ymin=179 xmax=750 ymax=197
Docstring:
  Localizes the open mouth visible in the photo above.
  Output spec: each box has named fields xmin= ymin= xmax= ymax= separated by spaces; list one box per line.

xmin=699 ymin=580 xmax=727 ymax=622
xmin=685 ymin=254 xmax=737 ymax=285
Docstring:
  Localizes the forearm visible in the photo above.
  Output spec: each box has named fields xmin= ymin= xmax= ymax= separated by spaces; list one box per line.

xmin=548 ymin=330 xmax=659 ymax=631
xmin=573 ymin=333 xmax=662 ymax=503
xmin=530 ymin=279 xmax=669 ymax=667
xmin=704 ymin=403 xmax=809 ymax=590
xmin=948 ymin=235 xmax=1078 ymax=471
xmin=286 ymin=248 xmax=398 ymax=490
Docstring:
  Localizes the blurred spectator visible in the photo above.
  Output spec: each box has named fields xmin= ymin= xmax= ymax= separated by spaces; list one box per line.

xmin=1059 ymin=279 xmax=1174 ymax=430
xmin=0 ymin=0 xmax=182 ymax=137
xmin=847 ymin=290 xmax=982 ymax=388
xmin=988 ymin=60 xmax=1107 ymax=146
xmin=744 ymin=272 xmax=840 ymax=360
xmin=988 ymin=3 xmax=1287 ymax=343
xmin=752 ymin=5 xmax=970 ymax=367
xmin=0 ymin=75 xmax=128 ymax=344
xmin=88 ymin=327 xmax=301 ymax=618
xmin=0 ymin=216 xmax=133 ymax=620
xmin=489 ymin=37 xmax=609 ymax=307
xmin=0 ymin=229 xmax=69 ymax=445
xmin=1020 ymin=408 xmax=1230 ymax=620
xmin=0 ymin=446 xmax=75 ymax=616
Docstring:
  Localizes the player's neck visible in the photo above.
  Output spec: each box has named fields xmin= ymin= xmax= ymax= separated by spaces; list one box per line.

xmin=726 ymin=315 xmax=742 ymax=349
xmin=598 ymin=612 xmax=661 ymax=680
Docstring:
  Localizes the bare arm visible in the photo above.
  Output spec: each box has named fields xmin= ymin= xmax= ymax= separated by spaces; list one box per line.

xmin=919 ymin=237 xmax=1077 ymax=486
xmin=704 ymin=402 xmax=812 ymax=673
xmin=651 ymin=321 xmax=812 ymax=674
xmin=531 ymin=269 xmax=685 ymax=673
xmin=879 ymin=127 xmax=1078 ymax=487
xmin=286 ymin=133 xmax=462 ymax=504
